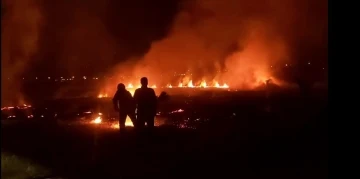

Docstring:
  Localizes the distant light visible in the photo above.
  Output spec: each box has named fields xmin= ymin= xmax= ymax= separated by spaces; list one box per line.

xmin=83 ymin=76 xmax=87 ymax=80
xmin=308 ymin=62 xmax=311 ymax=65
xmin=48 ymin=77 xmax=50 ymax=79
xmin=23 ymin=78 xmax=25 ymax=80
xmin=7 ymin=78 xmax=10 ymax=80
xmin=285 ymin=64 xmax=288 ymax=67
xmin=35 ymin=77 xmax=38 ymax=80
xmin=270 ymin=66 xmax=273 ymax=68
xmin=61 ymin=77 xmax=63 ymax=78
xmin=323 ymin=68 xmax=325 ymax=70
xmin=72 ymin=76 xmax=75 ymax=79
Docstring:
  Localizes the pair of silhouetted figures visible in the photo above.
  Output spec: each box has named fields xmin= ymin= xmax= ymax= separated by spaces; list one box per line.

xmin=112 ymin=77 xmax=157 ymax=130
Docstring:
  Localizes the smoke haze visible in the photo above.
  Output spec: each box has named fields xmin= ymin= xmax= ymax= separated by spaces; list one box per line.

xmin=1 ymin=0 xmax=43 ymax=105
xmin=108 ymin=0 xmax=327 ymax=89
xmin=1 ymin=0 xmax=327 ymax=104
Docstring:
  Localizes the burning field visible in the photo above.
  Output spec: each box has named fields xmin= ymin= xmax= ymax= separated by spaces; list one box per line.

xmin=97 ymin=79 xmax=230 ymax=98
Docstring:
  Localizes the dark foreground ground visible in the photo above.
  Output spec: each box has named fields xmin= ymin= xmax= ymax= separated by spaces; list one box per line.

xmin=1 ymin=90 xmax=328 ymax=179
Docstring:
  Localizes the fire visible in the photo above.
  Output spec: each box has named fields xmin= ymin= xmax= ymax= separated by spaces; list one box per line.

xmin=127 ymin=83 xmax=134 ymax=88
xmin=98 ymin=93 xmax=108 ymax=98
xmin=170 ymin=109 xmax=185 ymax=113
xmin=221 ymin=83 xmax=229 ymax=88
xmin=98 ymin=80 xmax=233 ymax=98
xmin=110 ymin=116 xmax=134 ymax=129
xmin=187 ymin=80 xmax=194 ymax=88
xmin=199 ymin=80 xmax=207 ymax=88
xmin=92 ymin=116 xmax=102 ymax=124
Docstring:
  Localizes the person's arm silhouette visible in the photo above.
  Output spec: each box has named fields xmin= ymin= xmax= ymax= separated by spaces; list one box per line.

xmin=112 ymin=91 xmax=119 ymax=111
xmin=150 ymin=88 xmax=157 ymax=115
xmin=133 ymin=89 xmax=139 ymax=105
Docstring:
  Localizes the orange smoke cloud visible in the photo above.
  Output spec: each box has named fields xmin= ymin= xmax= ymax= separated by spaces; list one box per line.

xmin=103 ymin=0 xmax=300 ymax=91
xmin=96 ymin=0 xmax=327 ymax=96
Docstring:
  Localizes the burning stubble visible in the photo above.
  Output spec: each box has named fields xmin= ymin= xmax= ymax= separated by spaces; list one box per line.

xmin=1 ymin=0 xmax=43 ymax=106
xmin=105 ymin=0 xmax=312 ymax=91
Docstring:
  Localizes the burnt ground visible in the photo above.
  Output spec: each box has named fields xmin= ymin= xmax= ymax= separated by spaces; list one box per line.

xmin=1 ymin=89 xmax=328 ymax=179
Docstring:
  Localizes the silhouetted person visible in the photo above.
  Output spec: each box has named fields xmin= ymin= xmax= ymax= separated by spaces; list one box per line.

xmin=112 ymin=83 xmax=137 ymax=130
xmin=134 ymin=77 xmax=157 ymax=129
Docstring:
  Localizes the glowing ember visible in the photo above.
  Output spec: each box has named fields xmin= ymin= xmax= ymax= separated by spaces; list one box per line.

xmin=1 ymin=106 xmax=14 ymax=110
xmin=1 ymin=104 xmax=32 ymax=110
xmin=170 ymin=109 xmax=185 ymax=113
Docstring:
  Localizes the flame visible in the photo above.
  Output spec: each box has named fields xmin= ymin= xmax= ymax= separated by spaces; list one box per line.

xmin=199 ymin=80 xmax=207 ymax=88
xmin=98 ymin=80 xmax=232 ymax=98
xmin=110 ymin=116 xmax=134 ymax=129
xmin=93 ymin=116 xmax=102 ymax=124
xmin=170 ymin=109 xmax=185 ymax=113
xmin=187 ymin=80 xmax=194 ymax=88
xmin=98 ymin=78 xmax=237 ymax=98
xmin=221 ymin=84 xmax=229 ymax=88
xmin=98 ymin=93 xmax=108 ymax=98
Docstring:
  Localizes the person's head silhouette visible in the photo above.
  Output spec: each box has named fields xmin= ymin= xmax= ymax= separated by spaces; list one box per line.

xmin=117 ymin=83 xmax=126 ymax=91
xmin=140 ymin=77 xmax=148 ymax=87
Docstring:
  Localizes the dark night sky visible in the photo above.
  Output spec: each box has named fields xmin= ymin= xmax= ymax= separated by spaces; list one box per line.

xmin=29 ymin=0 xmax=181 ymax=76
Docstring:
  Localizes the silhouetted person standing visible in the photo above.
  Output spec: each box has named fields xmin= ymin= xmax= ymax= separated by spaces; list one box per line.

xmin=112 ymin=83 xmax=137 ymax=130
xmin=134 ymin=77 xmax=157 ymax=129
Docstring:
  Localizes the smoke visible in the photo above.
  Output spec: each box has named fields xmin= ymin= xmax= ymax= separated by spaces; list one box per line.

xmin=106 ymin=0 xmax=327 ymax=90
xmin=1 ymin=0 xmax=43 ymax=106
xmin=58 ymin=4 xmax=117 ymax=75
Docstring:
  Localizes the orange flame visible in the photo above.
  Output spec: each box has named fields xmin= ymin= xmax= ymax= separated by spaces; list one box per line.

xmin=199 ymin=80 xmax=207 ymax=88
xmin=98 ymin=94 xmax=108 ymax=98
xmin=187 ymin=80 xmax=194 ymax=88
xmin=93 ymin=116 xmax=102 ymax=124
